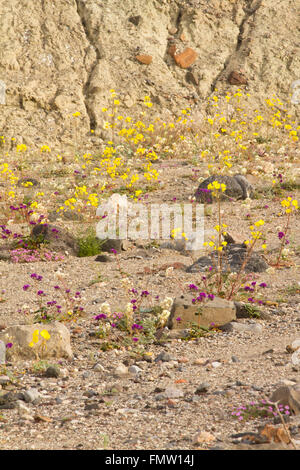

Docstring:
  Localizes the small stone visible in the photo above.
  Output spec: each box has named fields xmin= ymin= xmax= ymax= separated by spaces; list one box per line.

xmin=93 ymin=363 xmax=105 ymax=372
xmin=114 ymin=363 xmax=129 ymax=377
xmin=136 ymin=54 xmax=152 ymax=65
xmin=192 ymin=431 xmax=216 ymax=445
xmin=164 ymin=386 xmax=184 ymax=399
xmin=168 ymin=26 xmax=177 ymax=34
xmin=174 ymin=48 xmax=197 ymax=68
xmin=84 ymin=402 xmax=99 ymax=411
xmin=178 ymin=357 xmax=189 ymax=364
xmin=0 ymin=375 xmax=10 ymax=385
xmin=0 ymin=341 xmax=6 ymax=364
xmin=193 ymin=358 xmax=209 ymax=366
xmin=45 ymin=366 xmax=60 ymax=378
xmin=211 ymin=361 xmax=222 ymax=368
xmin=186 ymin=71 xmax=199 ymax=85
xmin=94 ymin=254 xmax=112 ymax=262
xmin=155 ymin=351 xmax=173 ymax=362
xmin=195 ymin=382 xmax=210 ymax=394
xmin=228 ymin=70 xmax=248 ymax=85
xmin=231 ymin=356 xmax=240 ymax=363
xmin=23 ymin=388 xmax=40 ymax=403
xmin=128 ymin=15 xmax=142 ymax=26
xmin=128 ymin=365 xmax=142 ymax=375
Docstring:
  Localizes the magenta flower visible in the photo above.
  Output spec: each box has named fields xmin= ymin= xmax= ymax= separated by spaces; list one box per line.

xmin=6 ymin=343 xmax=13 ymax=349
xmin=278 ymin=232 xmax=285 ymax=239
xmin=23 ymin=284 xmax=30 ymax=291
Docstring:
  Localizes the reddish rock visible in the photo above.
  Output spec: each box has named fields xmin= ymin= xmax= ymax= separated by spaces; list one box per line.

xmin=174 ymin=48 xmax=197 ymax=68
xmin=136 ymin=54 xmax=152 ymax=65
xmin=228 ymin=71 xmax=248 ymax=85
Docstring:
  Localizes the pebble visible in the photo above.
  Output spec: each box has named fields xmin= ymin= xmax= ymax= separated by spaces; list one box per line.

xmin=0 ymin=340 xmax=5 ymax=364
xmin=23 ymin=388 xmax=40 ymax=403
xmin=155 ymin=352 xmax=173 ymax=362
xmin=45 ymin=366 xmax=60 ymax=378
xmin=0 ymin=375 xmax=10 ymax=385
xmin=211 ymin=361 xmax=222 ymax=368
xmin=114 ymin=364 xmax=129 ymax=377
xmin=128 ymin=365 xmax=142 ymax=375
xmin=93 ymin=363 xmax=105 ymax=372
xmin=195 ymin=382 xmax=210 ymax=394
xmin=164 ymin=386 xmax=184 ymax=399
xmin=231 ymin=356 xmax=240 ymax=363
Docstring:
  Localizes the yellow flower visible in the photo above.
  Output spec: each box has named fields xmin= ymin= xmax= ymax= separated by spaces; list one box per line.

xmin=40 ymin=330 xmax=50 ymax=341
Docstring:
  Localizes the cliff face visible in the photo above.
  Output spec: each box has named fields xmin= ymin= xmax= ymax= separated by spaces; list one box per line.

xmin=0 ymin=0 xmax=299 ymax=148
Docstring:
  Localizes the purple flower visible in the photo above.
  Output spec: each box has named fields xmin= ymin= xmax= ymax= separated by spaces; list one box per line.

xmin=6 ymin=343 xmax=13 ymax=349
xmin=189 ymin=284 xmax=198 ymax=291
xmin=23 ymin=284 xmax=30 ymax=291
xmin=141 ymin=290 xmax=149 ymax=297
xmin=110 ymin=249 xmax=117 ymax=254
xmin=278 ymin=232 xmax=285 ymax=239
xmin=132 ymin=337 xmax=139 ymax=342
xmin=248 ymin=298 xmax=254 ymax=302
xmin=208 ymin=294 xmax=215 ymax=300
xmin=176 ymin=317 xmax=182 ymax=322
xmin=259 ymin=282 xmax=267 ymax=288
xmin=94 ymin=314 xmax=107 ymax=320
xmin=37 ymin=290 xmax=44 ymax=296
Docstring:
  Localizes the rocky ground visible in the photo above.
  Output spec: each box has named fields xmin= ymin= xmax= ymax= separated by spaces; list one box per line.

xmin=0 ymin=162 xmax=299 ymax=451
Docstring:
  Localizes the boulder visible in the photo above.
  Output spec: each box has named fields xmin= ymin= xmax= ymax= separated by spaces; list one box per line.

xmin=270 ymin=384 xmax=300 ymax=415
xmin=167 ymin=294 xmax=236 ymax=329
xmin=186 ymin=243 xmax=268 ymax=273
xmin=30 ymin=223 xmax=78 ymax=256
xmin=195 ymin=174 xmax=253 ymax=203
xmin=0 ymin=322 xmax=73 ymax=361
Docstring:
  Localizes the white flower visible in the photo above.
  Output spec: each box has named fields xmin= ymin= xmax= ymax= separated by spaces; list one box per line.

xmin=100 ymin=302 xmax=111 ymax=315
xmin=165 ymin=267 xmax=174 ymax=277
xmin=282 ymin=248 xmax=289 ymax=257
xmin=160 ymin=297 xmax=173 ymax=310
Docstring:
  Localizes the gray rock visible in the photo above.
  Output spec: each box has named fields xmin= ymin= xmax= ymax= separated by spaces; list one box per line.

xmin=17 ymin=177 xmax=40 ymax=188
xmin=23 ymin=388 xmax=40 ymax=403
xmin=128 ymin=365 xmax=142 ymax=375
xmin=219 ymin=322 xmax=263 ymax=334
xmin=0 ymin=340 xmax=5 ymax=364
xmin=154 ymin=352 xmax=173 ymax=362
xmin=195 ymin=382 xmax=210 ymax=394
xmin=195 ymin=174 xmax=253 ymax=203
xmin=45 ymin=366 xmax=60 ymax=378
xmin=231 ymin=356 xmax=240 ymax=363
xmin=30 ymin=223 xmax=78 ymax=256
xmin=186 ymin=244 xmax=268 ymax=273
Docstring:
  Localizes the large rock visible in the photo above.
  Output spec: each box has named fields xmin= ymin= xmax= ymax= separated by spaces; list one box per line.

xmin=30 ymin=223 xmax=78 ymax=256
xmin=0 ymin=0 xmax=298 ymax=146
xmin=270 ymin=384 xmax=300 ymax=415
xmin=167 ymin=294 xmax=236 ymax=329
xmin=0 ymin=322 xmax=73 ymax=361
xmin=186 ymin=243 xmax=268 ymax=273
xmin=195 ymin=175 xmax=253 ymax=203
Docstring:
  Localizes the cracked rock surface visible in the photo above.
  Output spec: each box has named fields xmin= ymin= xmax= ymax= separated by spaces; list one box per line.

xmin=0 ymin=0 xmax=299 ymax=147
